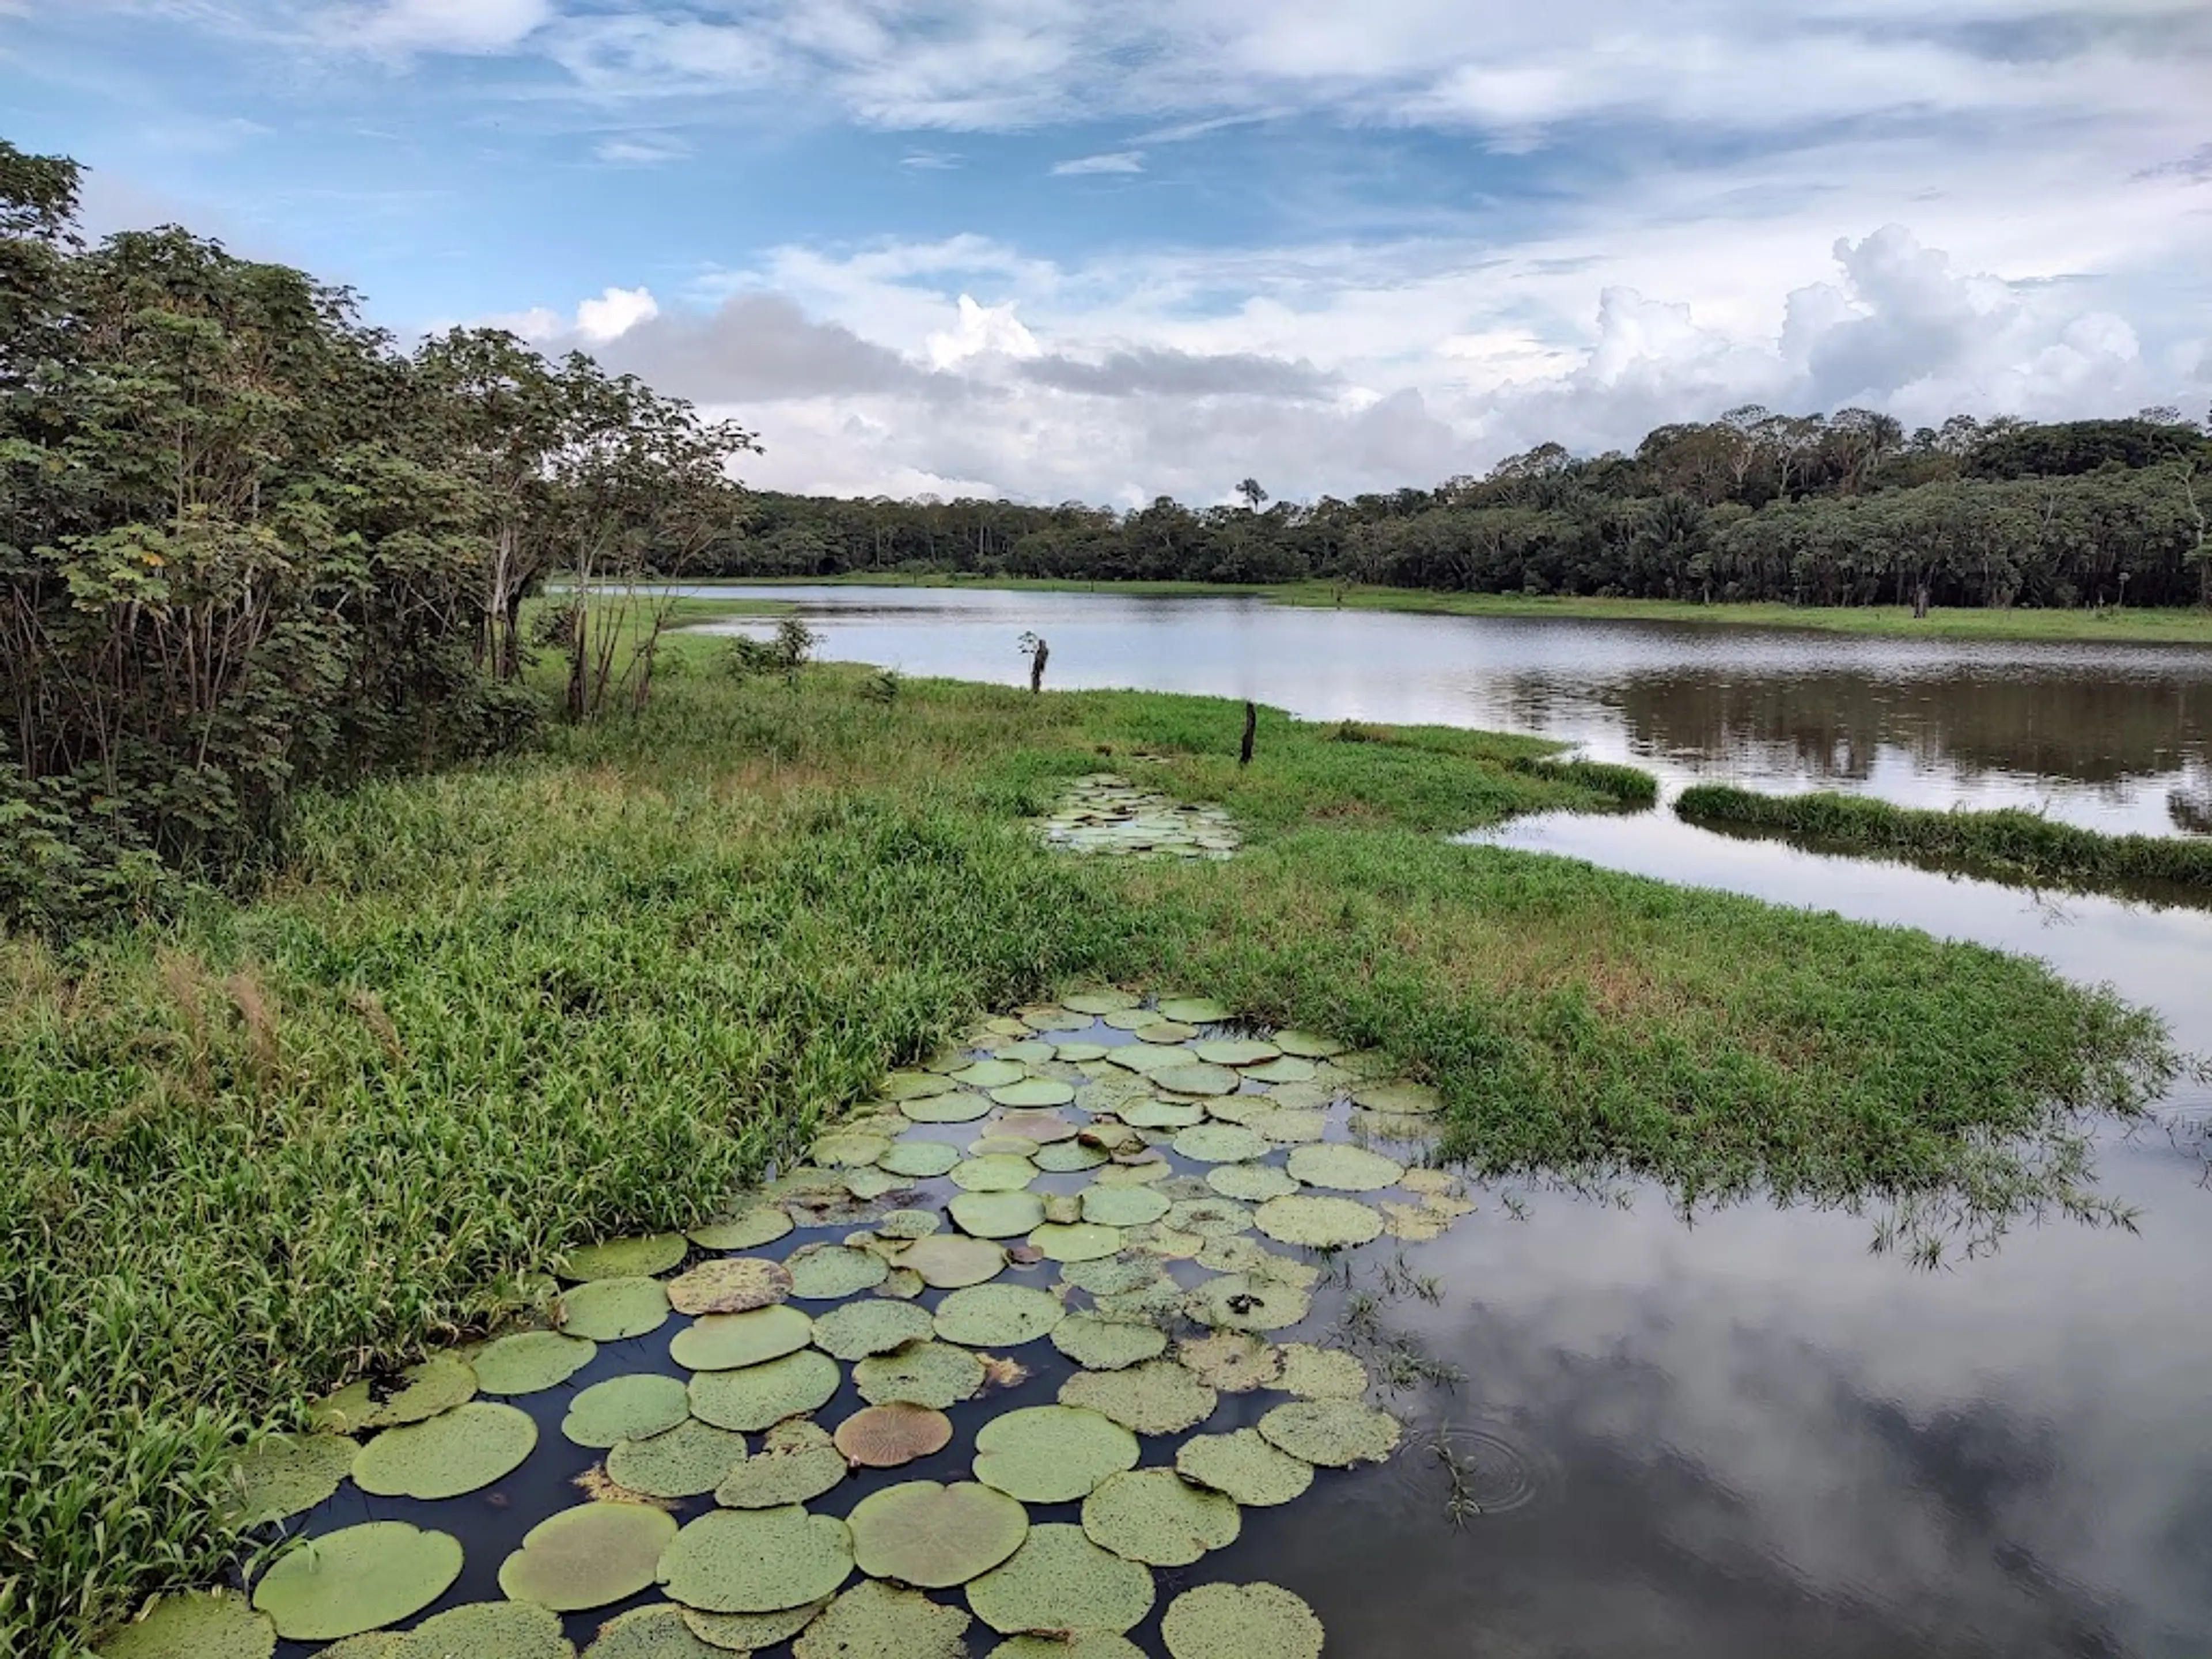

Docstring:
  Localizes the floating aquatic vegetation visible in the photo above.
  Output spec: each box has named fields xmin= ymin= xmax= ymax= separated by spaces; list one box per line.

xmin=874 ymin=1208 xmax=942 ymax=1241
xmin=251 ymin=1521 xmax=463 ymax=1641
xmin=565 ymin=1376 xmax=691 ymax=1448
xmin=1105 ymin=1043 xmax=1187 ymax=1075
xmin=1033 ymin=1139 xmax=1108 ymax=1173
xmin=1245 ymin=1056 xmax=1318 ymax=1084
xmin=1195 ymin=1038 xmax=1280 ymax=1067
xmin=1175 ymin=1429 xmax=1316 ymax=1507
xmin=1253 ymin=1194 xmax=1385 ymax=1248
xmin=1177 ymin=1331 xmax=1284 ymax=1393
xmin=933 ymin=1284 xmax=1065 ymax=1347
xmin=995 ymin=1109 xmax=1078 ymax=1143
xmin=1161 ymin=1196 xmax=1254 ymax=1238
xmin=1271 ymin=1029 xmax=1346 ymax=1058
xmin=388 ymin=1600 xmax=571 ymax=1659
xmin=559 ymin=1233 xmax=687 ymax=1282
xmin=953 ymin=1059 xmax=1028 ymax=1089
xmin=1054 ymin=1040 xmax=1112 ymax=1062
xmin=1058 ymin=1255 xmax=1165 ymax=1296
xmin=1115 ymin=1097 xmax=1206 ymax=1130
xmin=1081 ymin=1467 xmax=1240 ymax=1566
xmin=688 ymin=1350 xmax=840 ymax=1433
xmin=783 ymin=1244 xmax=889 ymax=1300
xmin=993 ymin=1039 xmax=1058 ymax=1063
xmin=1171 ymin=1123 xmax=1268 ymax=1162
xmin=1206 ymin=1162 xmax=1299 ymax=1202
xmin=1286 ymin=1142 xmax=1406 ymax=1192
xmin=353 ymin=1401 xmax=536 ymax=1501
xmin=949 ymin=1154 xmax=1037 ymax=1193
xmin=970 ymin=1404 xmax=1138 ymax=1506
xmin=499 ymin=1501 xmax=679 ymax=1612
xmin=809 ymin=1298 xmax=934 ymax=1361
xmin=987 ymin=1637 xmax=1146 ymax=1659
xmin=1240 ymin=1107 xmax=1330 ymax=1143
xmin=713 ymin=1419 xmax=847 ymax=1508
xmin=94 ymin=1590 xmax=272 ymax=1659
xmin=948 ymin=1190 xmax=1046 ymax=1239
xmin=1028 ymin=1221 xmax=1124 ymax=1262
xmin=670 ymin=1304 xmax=815 ymax=1372
xmin=880 ymin=1070 xmax=957 ymax=1101
xmin=896 ymin=1234 xmax=1007 ymax=1289
xmin=1020 ymin=1006 xmax=1095 ymax=1032
xmin=579 ymin=1604 xmax=724 ymax=1659
xmin=1156 ymin=996 xmax=1232 ymax=1024
xmin=877 ymin=1139 xmax=962 ymax=1179
xmin=310 ymin=1354 xmax=476 ymax=1434
xmin=1153 ymin=1064 xmax=1243 ymax=1099
xmin=1185 ymin=1274 xmax=1312 ymax=1334
xmin=1275 ymin=1344 xmax=1370 ymax=1400
xmin=1257 ymin=1399 xmax=1403 ymax=1467
xmin=1350 ymin=1080 xmax=1443 ymax=1115
xmin=1059 ymin=1360 xmax=1217 ymax=1436
xmin=794 ymin=1581 xmax=971 ymax=1659
xmin=811 ymin=1131 xmax=893 ymax=1168
xmin=1076 ymin=1184 xmax=1168 ymax=1226
xmin=1135 ymin=1020 xmax=1202 ymax=1044
xmin=679 ymin=1600 xmax=830 ymax=1653
xmin=834 ymin=1403 xmax=953 ymax=1468
xmin=474 ymin=1331 xmax=598 ymax=1396
xmin=225 ymin=1433 xmax=357 ymax=1528
xmin=657 ymin=1506 xmax=855 ymax=1615
xmin=898 ymin=1089 xmax=995 ymax=1124
xmin=847 ymin=1479 xmax=1029 ymax=1588
xmin=988 ymin=1077 xmax=1077 ymax=1109
xmin=853 ymin=1340 xmax=986 ymax=1409
xmin=604 ymin=1420 xmax=747 ymax=1499
xmin=965 ymin=1523 xmax=1156 ymax=1637
xmin=1048 ymin=1313 xmax=1168 ymax=1372
xmin=558 ymin=1277 xmax=672 ymax=1341
xmin=1161 ymin=1582 xmax=1324 ymax=1659
xmin=1062 ymin=988 xmax=1141 ymax=1015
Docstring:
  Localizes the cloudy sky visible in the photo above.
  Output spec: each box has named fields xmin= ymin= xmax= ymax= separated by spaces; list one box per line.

xmin=5 ymin=2 xmax=2209 ymax=505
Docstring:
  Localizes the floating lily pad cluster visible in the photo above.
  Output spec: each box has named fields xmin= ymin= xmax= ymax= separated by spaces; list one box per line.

xmin=1039 ymin=774 xmax=1241 ymax=859
xmin=111 ymin=991 xmax=1479 ymax=1659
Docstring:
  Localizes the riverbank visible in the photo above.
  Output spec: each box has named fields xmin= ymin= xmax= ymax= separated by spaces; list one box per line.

xmin=697 ymin=574 xmax=2212 ymax=646
xmin=5 ymin=648 xmax=2176 ymax=1652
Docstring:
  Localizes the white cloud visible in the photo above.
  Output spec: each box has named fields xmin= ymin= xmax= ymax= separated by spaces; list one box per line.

xmin=574 ymin=285 xmax=660 ymax=343
xmin=1051 ymin=151 xmax=1145 ymax=176
xmin=351 ymin=0 xmax=551 ymax=55
xmin=592 ymin=134 xmax=690 ymax=165
xmin=925 ymin=295 xmax=1041 ymax=369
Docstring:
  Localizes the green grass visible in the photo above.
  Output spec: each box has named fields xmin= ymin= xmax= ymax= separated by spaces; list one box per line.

xmin=1677 ymin=784 xmax=2212 ymax=896
xmin=1 ymin=650 xmax=2177 ymax=1653
xmin=715 ymin=573 xmax=2212 ymax=645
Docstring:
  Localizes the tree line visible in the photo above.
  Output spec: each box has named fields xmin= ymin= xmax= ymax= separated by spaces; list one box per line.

xmin=711 ymin=407 xmax=2211 ymax=613
xmin=1 ymin=140 xmax=751 ymax=929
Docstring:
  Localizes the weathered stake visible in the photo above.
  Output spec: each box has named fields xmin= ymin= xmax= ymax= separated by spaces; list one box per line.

xmin=1240 ymin=700 xmax=1256 ymax=767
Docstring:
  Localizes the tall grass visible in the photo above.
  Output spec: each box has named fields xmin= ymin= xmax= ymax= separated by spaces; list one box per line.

xmin=1 ymin=661 xmax=2176 ymax=1653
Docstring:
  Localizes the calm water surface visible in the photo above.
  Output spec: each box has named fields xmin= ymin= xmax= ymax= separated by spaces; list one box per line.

xmin=672 ymin=586 xmax=2212 ymax=1657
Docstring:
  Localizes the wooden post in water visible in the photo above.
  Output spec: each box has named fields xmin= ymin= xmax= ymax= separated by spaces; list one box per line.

xmin=1240 ymin=700 xmax=1256 ymax=767
xmin=1022 ymin=633 xmax=1050 ymax=693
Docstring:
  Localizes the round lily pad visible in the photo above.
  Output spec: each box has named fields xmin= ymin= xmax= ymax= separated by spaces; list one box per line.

xmin=1050 ymin=1314 xmax=1168 ymax=1371
xmin=949 ymin=1190 xmax=1046 ymax=1239
xmin=668 ymin=1258 xmax=794 ymax=1317
xmin=1033 ymin=1140 xmax=1108 ymax=1173
xmin=1206 ymin=1164 xmax=1298 ymax=1203
xmin=1156 ymin=997 xmax=1231 ymax=1024
xmin=994 ymin=1109 xmax=1078 ymax=1143
xmin=560 ymin=1277 xmax=673 ymax=1342
xmin=1106 ymin=1044 xmax=1187 ymax=1075
xmin=1028 ymin=1222 xmax=1123 ymax=1262
xmin=1245 ymin=1056 xmax=1317 ymax=1085
xmin=671 ymin=1304 xmax=815 ymax=1372
xmin=1074 ymin=1185 xmax=1164 ymax=1227
xmin=1271 ymin=1030 xmax=1345 ymax=1058
xmin=965 ymin=1524 xmax=1154 ymax=1637
xmin=849 ymin=1480 xmax=1029 ymax=1588
xmin=579 ymin=1604 xmax=725 ymax=1659
xmin=1053 ymin=1041 xmax=1112 ymax=1062
xmin=900 ymin=1090 xmax=994 ymax=1124
xmin=1258 ymin=1399 xmax=1402 ymax=1467
xmin=251 ymin=1522 xmax=463 ymax=1641
xmin=310 ymin=1355 xmax=477 ymax=1433
xmin=1277 ymin=1343 xmax=1369 ymax=1399
xmin=354 ymin=1400 xmax=536 ymax=1500
xmin=971 ymin=1404 xmax=1138 ymax=1505
xmin=874 ymin=1209 xmax=942 ymax=1242
xmin=989 ymin=1078 xmax=1076 ymax=1109
xmin=1171 ymin=1124 xmax=1268 ymax=1163
xmin=1058 ymin=1361 xmax=1217 ymax=1436
xmin=226 ymin=1434 xmax=357 ymax=1527
xmin=1175 ymin=1429 xmax=1315 ymax=1507
xmin=658 ymin=1506 xmax=856 ymax=1615
xmin=498 ymin=1502 xmax=679 ymax=1613
xmin=1194 ymin=1039 xmax=1279 ymax=1067
xmin=975 ymin=1133 xmax=1046 ymax=1158
xmin=474 ymin=1331 xmax=598 ymax=1396
xmin=301 ymin=1635 xmax=396 ymax=1658
xmin=987 ymin=1638 xmax=1145 ymax=1659
xmin=811 ymin=1298 xmax=935 ymax=1361
xmin=679 ymin=1602 xmax=831 ymax=1653
xmin=606 ymin=1419 xmax=748 ymax=1499
xmin=1152 ymin=1065 xmax=1241 ymax=1099
xmin=1020 ymin=1006 xmax=1094 ymax=1032
xmin=1184 ymin=1273 xmax=1312 ymax=1333
xmin=812 ymin=1131 xmax=893 ymax=1168
xmin=689 ymin=1349 xmax=840 ymax=1432
xmin=1254 ymin=1194 xmax=1383 ymax=1248
xmin=1162 ymin=1583 xmax=1321 ymax=1659
xmin=934 ymin=1284 xmax=1065 ymax=1347
xmin=1134 ymin=1020 xmax=1202 ymax=1043
xmin=994 ymin=1039 xmax=1059 ymax=1063
xmin=1100 ymin=1007 xmax=1164 ymax=1031
xmin=1115 ymin=1097 xmax=1206 ymax=1130
xmin=1059 ymin=1256 xmax=1164 ymax=1296
xmin=785 ymin=1244 xmax=889 ymax=1300
xmin=714 ymin=1419 xmax=847 ymax=1508
xmin=1243 ymin=1107 xmax=1330 ymax=1144
xmin=834 ymin=1403 xmax=953 ymax=1468
xmin=794 ymin=1582 xmax=969 ymax=1659
xmin=854 ymin=1340 xmax=986 ymax=1409
xmin=877 ymin=1266 xmax=926 ymax=1300
xmin=95 ymin=1590 xmax=274 ymax=1659
xmin=897 ymin=1234 xmax=1006 ymax=1289
xmin=561 ymin=1233 xmax=687 ymax=1282
xmin=689 ymin=1206 xmax=794 ymax=1251
xmin=1351 ymin=1080 xmax=1442 ymax=1115
xmin=881 ymin=1070 xmax=957 ymax=1101
xmin=565 ymin=1374 xmax=691 ymax=1448
xmin=1062 ymin=989 xmax=1139 ymax=1015
xmin=388 ymin=1602 xmax=570 ymax=1659
xmin=1382 ymin=1200 xmax=1448 ymax=1240
xmin=1160 ymin=1197 xmax=1253 ymax=1239
xmin=949 ymin=1155 xmax=1036 ymax=1194
xmin=1286 ymin=1142 xmax=1406 ymax=1192
xmin=877 ymin=1141 xmax=960 ymax=1179
xmin=1177 ymin=1331 xmax=1283 ymax=1393
xmin=953 ymin=1059 xmax=1028 ymax=1089
xmin=1081 ymin=1468 xmax=1240 ymax=1567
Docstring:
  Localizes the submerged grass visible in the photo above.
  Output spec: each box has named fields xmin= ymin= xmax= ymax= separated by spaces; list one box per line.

xmin=1 ymin=653 xmax=2178 ymax=1653
xmin=1676 ymin=783 xmax=2212 ymax=896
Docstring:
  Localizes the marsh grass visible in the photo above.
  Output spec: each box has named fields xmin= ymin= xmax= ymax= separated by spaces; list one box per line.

xmin=1 ymin=651 xmax=2177 ymax=1653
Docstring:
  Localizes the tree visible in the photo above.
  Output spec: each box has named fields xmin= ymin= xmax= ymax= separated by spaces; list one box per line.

xmin=1236 ymin=477 xmax=1268 ymax=512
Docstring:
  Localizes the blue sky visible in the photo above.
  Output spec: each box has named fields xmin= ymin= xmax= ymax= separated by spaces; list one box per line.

xmin=4 ymin=1 xmax=2208 ymax=503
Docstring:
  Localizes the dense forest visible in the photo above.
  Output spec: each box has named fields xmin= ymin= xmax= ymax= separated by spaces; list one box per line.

xmin=715 ymin=407 xmax=2211 ymax=611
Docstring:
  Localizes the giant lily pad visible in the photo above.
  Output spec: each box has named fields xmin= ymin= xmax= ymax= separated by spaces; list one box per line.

xmin=559 ymin=1277 xmax=672 ymax=1342
xmin=1253 ymin=1194 xmax=1384 ymax=1248
xmin=952 ymin=1059 xmax=1028 ymax=1089
xmin=671 ymin=1304 xmax=815 ymax=1372
xmin=1060 ymin=1256 xmax=1164 ymax=1296
xmin=1081 ymin=1468 xmax=1240 ymax=1566
xmin=1078 ymin=1185 xmax=1169 ymax=1226
xmin=1205 ymin=1163 xmax=1298 ymax=1203
xmin=1184 ymin=1274 xmax=1312 ymax=1334
xmin=668 ymin=1257 xmax=794 ymax=1317
xmin=94 ymin=1590 xmax=273 ymax=1659
xmin=810 ymin=1131 xmax=893 ymax=1169
xmin=988 ymin=1078 xmax=1076 ymax=1109
xmin=854 ymin=1340 xmax=986 ymax=1409
xmin=474 ymin=1331 xmax=598 ymax=1396
xmin=1160 ymin=1197 xmax=1253 ymax=1238
xmin=834 ymin=1403 xmax=953 ymax=1468
xmin=1194 ymin=1039 xmax=1279 ymax=1067
xmin=714 ymin=1419 xmax=846 ymax=1508
xmin=354 ymin=1400 xmax=536 ymax=1500
xmin=1162 ymin=1584 xmax=1322 ymax=1659
xmin=560 ymin=1234 xmax=687 ymax=1282
xmin=1034 ymin=1139 xmax=1108 ymax=1174
xmin=1257 ymin=1399 xmax=1402 ymax=1467
xmin=794 ymin=1582 xmax=970 ymax=1659
xmin=1027 ymin=1222 xmax=1123 ymax=1262
xmin=1156 ymin=997 xmax=1231 ymax=1024
xmin=995 ymin=1110 xmax=1078 ymax=1143
xmin=1133 ymin=1020 xmax=1202 ymax=1044
xmin=1062 ymin=989 xmax=1140 ymax=1015
xmin=1170 ymin=1124 xmax=1268 ymax=1163
xmin=1350 ymin=1080 xmax=1442 ymax=1115
xmin=688 ymin=1206 xmax=794 ymax=1252
xmin=1050 ymin=1315 xmax=1167 ymax=1372
xmin=899 ymin=1090 xmax=994 ymax=1124
xmin=897 ymin=1234 xmax=1006 ymax=1289
xmin=949 ymin=1190 xmax=1046 ymax=1240
xmin=310 ymin=1355 xmax=476 ymax=1434
xmin=388 ymin=1603 xmax=571 ymax=1659
xmin=1175 ymin=1430 xmax=1315 ymax=1507
xmin=498 ymin=1502 xmax=679 ymax=1613
xmin=1277 ymin=1343 xmax=1369 ymax=1399
xmin=1100 ymin=1007 xmax=1164 ymax=1031
xmin=784 ymin=1244 xmax=889 ymax=1300
xmin=579 ymin=1605 xmax=725 ymax=1659
xmin=933 ymin=1284 xmax=1065 ymax=1347
xmin=810 ymin=1298 xmax=934 ymax=1361
xmin=950 ymin=1154 xmax=1037 ymax=1192
xmin=678 ymin=1602 xmax=832 ymax=1653
xmin=564 ymin=1374 xmax=691 ymax=1448
xmin=658 ymin=1506 xmax=855 ymax=1614
xmin=972 ymin=1405 xmax=1138 ymax=1503
xmin=1020 ymin=1006 xmax=1093 ymax=1032
xmin=1241 ymin=1107 xmax=1330 ymax=1144
xmin=1245 ymin=1056 xmax=1317 ymax=1085
xmin=226 ymin=1434 xmax=357 ymax=1527
xmin=1105 ymin=1044 xmax=1187 ymax=1075
xmin=849 ymin=1480 xmax=1029 ymax=1588
xmin=1270 ymin=1030 xmax=1345 ymax=1058
xmin=1115 ymin=1097 xmax=1205 ymax=1130
xmin=1177 ymin=1331 xmax=1283 ymax=1392
xmin=1152 ymin=1065 xmax=1241 ymax=1099
xmin=1286 ymin=1142 xmax=1406 ymax=1192
xmin=605 ymin=1419 xmax=748 ymax=1499
xmin=251 ymin=1522 xmax=463 ymax=1641
xmin=965 ymin=1525 xmax=1155 ymax=1637
xmin=689 ymin=1349 xmax=840 ymax=1432
xmin=1058 ymin=1361 xmax=1217 ymax=1436
xmin=994 ymin=1039 xmax=1058 ymax=1064
xmin=987 ymin=1638 xmax=1146 ymax=1659
xmin=881 ymin=1070 xmax=956 ymax=1101
xmin=877 ymin=1141 xmax=961 ymax=1179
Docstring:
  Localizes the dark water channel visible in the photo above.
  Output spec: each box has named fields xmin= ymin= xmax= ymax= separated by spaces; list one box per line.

xmin=687 ymin=588 xmax=2212 ymax=1656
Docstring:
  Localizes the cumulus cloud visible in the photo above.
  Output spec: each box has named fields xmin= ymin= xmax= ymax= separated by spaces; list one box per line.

xmin=1020 ymin=346 xmax=1337 ymax=400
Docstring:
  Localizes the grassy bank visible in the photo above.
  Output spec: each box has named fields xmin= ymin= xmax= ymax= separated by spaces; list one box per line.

xmin=1676 ymin=785 xmax=2212 ymax=896
xmin=707 ymin=573 xmax=2212 ymax=645
xmin=3 ymin=652 xmax=2177 ymax=1652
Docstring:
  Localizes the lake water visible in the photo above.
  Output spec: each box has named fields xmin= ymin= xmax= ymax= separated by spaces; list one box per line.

xmin=675 ymin=585 xmax=2212 ymax=1657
